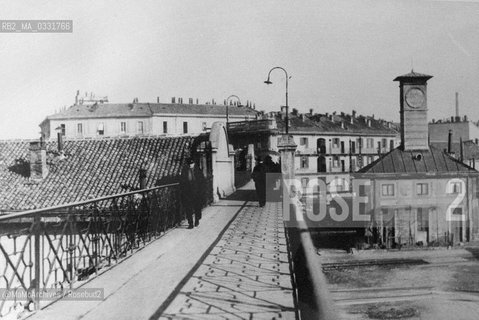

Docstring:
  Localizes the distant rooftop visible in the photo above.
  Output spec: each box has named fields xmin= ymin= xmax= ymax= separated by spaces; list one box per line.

xmin=358 ymin=145 xmax=476 ymax=175
xmin=276 ymin=110 xmax=399 ymax=136
xmin=44 ymin=102 xmax=258 ymax=122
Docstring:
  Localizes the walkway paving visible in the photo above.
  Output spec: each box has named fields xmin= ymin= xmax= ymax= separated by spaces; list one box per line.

xmin=159 ymin=201 xmax=296 ymax=320
xmin=28 ymin=184 xmax=297 ymax=320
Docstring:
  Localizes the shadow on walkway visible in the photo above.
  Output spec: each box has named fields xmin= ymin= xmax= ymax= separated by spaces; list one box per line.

xmin=224 ymin=189 xmax=258 ymax=202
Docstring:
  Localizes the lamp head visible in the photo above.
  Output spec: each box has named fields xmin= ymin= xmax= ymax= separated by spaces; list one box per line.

xmin=264 ymin=79 xmax=272 ymax=85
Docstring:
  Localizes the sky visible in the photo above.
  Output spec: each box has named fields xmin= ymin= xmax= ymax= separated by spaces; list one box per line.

xmin=1 ymin=0 xmax=479 ymax=139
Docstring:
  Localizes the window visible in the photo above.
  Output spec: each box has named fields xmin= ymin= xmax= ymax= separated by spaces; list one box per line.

xmin=163 ymin=121 xmax=168 ymax=134
xmin=300 ymin=137 xmax=309 ymax=148
xmin=448 ymin=181 xmax=462 ymax=194
xmin=333 ymin=156 xmax=339 ymax=167
xmin=97 ymin=122 xmax=104 ymax=136
xmin=382 ymin=184 xmax=395 ymax=197
xmin=137 ymin=121 xmax=144 ymax=134
xmin=382 ymin=138 xmax=387 ymax=148
xmin=417 ymin=208 xmax=429 ymax=231
xmin=120 ymin=122 xmax=127 ymax=134
xmin=77 ymin=123 xmax=82 ymax=135
xmin=416 ymin=183 xmax=429 ymax=195
xmin=202 ymin=122 xmax=207 ymax=131
xmin=357 ymin=138 xmax=363 ymax=150
xmin=333 ymin=138 xmax=340 ymax=148
xmin=183 ymin=121 xmax=188 ymax=134
xmin=300 ymin=156 xmax=309 ymax=169
xmin=390 ymin=139 xmax=395 ymax=151
xmin=367 ymin=138 xmax=373 ymax=148
xmin=60 ymin=124 xmax=66 ymax=136
xmin=301 ymin=177 xmax=309 ymax=189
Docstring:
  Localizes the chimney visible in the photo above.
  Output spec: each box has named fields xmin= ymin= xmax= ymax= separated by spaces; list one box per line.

xmin=309 ymin=108 xmax=313 ymax=115
xmin=460 ymin=137 xmax=464 ymax=162
xmin=464 ymin=115 xmax=468 ymax=122
xmin=57 ymin=131 xmax=63 ymax=153
xmin=171 ymin=97 xmax=176 ymax=103
xmin=75 ymin=90 xmax=80 ymax=105
xmin=352 ymin=110 xmax=357 ymax=118
xmin=189 ymin=98 xmax=193 ymax=104
xmin=451 ymin=116 xmax=455 ymax=123
xmin=139 ymin=164 xmax=147 ymax=189
xmin=157 ymin=97 xmax=160 ymax=103
xmin=29 ymin=141 xmax=48 ymax=180
xmin=292 ymin=108 xmax=298 ymax=115
xmin=196 ymin=98 xmax=199 ymax=104
xmin=455 ymin=92 xmax=460 ymax=118
xmin=448 ymin=130 xmax=453 ymax=154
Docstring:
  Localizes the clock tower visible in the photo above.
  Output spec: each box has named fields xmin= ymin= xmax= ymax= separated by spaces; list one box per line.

xmin=394 ymin=71 xmax=433 ymax=151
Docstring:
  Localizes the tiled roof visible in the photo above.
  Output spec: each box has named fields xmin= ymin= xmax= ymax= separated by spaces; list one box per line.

xmin=358 ymin=146 xmax=477 ymax=175
xmin=45 ymin=103 xmax=258 ymax=121
xmin=0 ymin=136 xmax=195 ymax=211
xmin=393 ymin=70 xmax=433 ymax=81
xmin=281 ymin=113 xmax=398 ymax=136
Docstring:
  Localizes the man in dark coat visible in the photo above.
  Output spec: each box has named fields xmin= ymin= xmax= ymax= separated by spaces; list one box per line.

xmin=180 ymin=159 xmax=205 ymax=228
xmin=251 ymin=157 xmax=267 ymax=207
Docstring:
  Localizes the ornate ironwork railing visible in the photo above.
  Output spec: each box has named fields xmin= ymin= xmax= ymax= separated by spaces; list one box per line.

xmin=0 ymin=183 xmax=181 ymax=318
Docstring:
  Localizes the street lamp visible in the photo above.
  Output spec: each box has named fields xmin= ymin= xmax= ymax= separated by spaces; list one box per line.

xmin=225 ymin=95 xmax=242 ymax=125
xmin=264 ymin=67 xmax=289 ymax=134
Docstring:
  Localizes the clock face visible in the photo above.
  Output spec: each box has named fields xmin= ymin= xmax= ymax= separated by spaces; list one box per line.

xmin=405 ymin=88 xmax=425 ymax=108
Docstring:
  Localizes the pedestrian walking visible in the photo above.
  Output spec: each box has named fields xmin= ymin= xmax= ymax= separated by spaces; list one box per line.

xmin=180 ymin=158 xmax=204 ymax=228
xmin=251 ymin=157 xmax=267 ymax=207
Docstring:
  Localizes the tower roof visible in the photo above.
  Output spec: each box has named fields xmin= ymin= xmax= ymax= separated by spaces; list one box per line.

xmin=394 ymin=70 xmax=433 ymax=82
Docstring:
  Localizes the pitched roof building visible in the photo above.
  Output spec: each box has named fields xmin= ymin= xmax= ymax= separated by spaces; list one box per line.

xmin=356 ymin=71 xmax=479 ymax=247
xmin=40 ymin=94 xmax=258 ymax=139
xmin=0 ymin=136 xmax=195 ymax=212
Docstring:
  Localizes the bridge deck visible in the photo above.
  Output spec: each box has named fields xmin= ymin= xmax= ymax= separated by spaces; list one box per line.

xmin=29 ymin=185 xmax=297 ymax=320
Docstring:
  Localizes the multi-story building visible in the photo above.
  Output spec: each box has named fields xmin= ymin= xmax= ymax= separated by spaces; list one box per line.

xmin=358 ymin=71 xmax=479 ymax=246
xmin=40 ymin=92 xmax=258 ymax=140
xmin=228 ymin=108 xmax=400 ymax=190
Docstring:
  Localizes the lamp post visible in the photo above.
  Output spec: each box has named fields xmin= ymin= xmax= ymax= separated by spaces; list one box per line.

xmin=225 ymin=95 xmax=242 ymax=125
xmin=264 ymin=67 xmax=289 ymax=134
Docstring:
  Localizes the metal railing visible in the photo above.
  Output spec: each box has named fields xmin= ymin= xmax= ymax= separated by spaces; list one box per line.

xmin=0 ymin=183 xmax=181 ymax=318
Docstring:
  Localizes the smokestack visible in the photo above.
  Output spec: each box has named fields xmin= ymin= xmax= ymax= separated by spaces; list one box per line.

xmin=460 ymin=137 xmax=464 ymax=162
xmin=455 ymin=92 xmax=459 ymax=118
xmin=29 ymin=141 xmax=48 ymax=180
xmin=448 ymin=130 xmax=453 ymax=154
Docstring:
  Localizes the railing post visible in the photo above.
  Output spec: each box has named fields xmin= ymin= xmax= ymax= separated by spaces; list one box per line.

xmin=34 ymin=215 xmax=41 ymax=310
